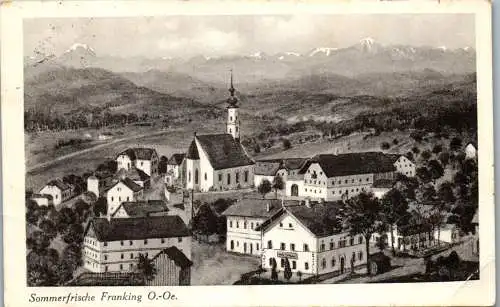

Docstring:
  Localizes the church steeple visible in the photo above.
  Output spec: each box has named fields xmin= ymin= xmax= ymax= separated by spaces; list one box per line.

xmin=226 ymin=69 xmax=240 ymax=142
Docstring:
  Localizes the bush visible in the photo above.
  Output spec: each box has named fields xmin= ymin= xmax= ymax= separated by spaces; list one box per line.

xmin=282 ymin=139 xmax=292 ymax=150
xmin=421 ymin=150 xmax=432 ymax=160
xmin=412 ymin=146 xmax=420 ymax=154
xmin=392 ymin=138 xmax=399 ymax=145
xmin=381 ymin=142 xmax=391 ymax=150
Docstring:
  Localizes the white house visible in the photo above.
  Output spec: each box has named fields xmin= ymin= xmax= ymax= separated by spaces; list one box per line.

xmin=372 ymin=223 xmax=435 ymax=252
xmin=391 ymin=155 xmax=416 ymax=177
xmin=465 ymin=142 xmax=477 ymax=160
xmin=222 ymin=199 xmax=283 ymax=256
xmin=435 ymin=224 xmax=461 ymax=244
xmin=116 ymin=147 xmax=159 ymax=177
xmin=105 ymin=178 xmax=144 ymax=218
xmin=254 ymin=158 xmax=307 ymax=188
xmin=31 ymin=194 xmax=53 ymax=207
xmin=82 ymin=215 xmax=191 ymax=273
xmin=257 ymin=200 xmax=367 ymax=276
xmin=184 ymin=74 xmax=254 ymax=192
xmin=39 ymin=179 xmax=73 ymax=206
xmin=167 ymin=154 xmax=186 ymax=180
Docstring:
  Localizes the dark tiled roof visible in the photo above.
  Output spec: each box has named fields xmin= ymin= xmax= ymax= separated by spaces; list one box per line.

xmin=168 ymin=153 xmax=186 ymax=165
xmin=222 ymin=199 xmax=283 ymax=218
xmin=45 ymin=179 xmax=71 ymax=191
xmin=152 ymin=246 xmax=193 ymax=269
xmin=113 ymin=200 xmax=169 ymax=218
xmin=86 ymin=216 xmax=190 ymax=241
xmin=116 ymin=168 xmax=150 ymax=181
xmin=117 ymin=148 xmax=157 ymax=160
xmin=108 ymin=178 xmax=143 ymax=193
xmin=255 ymin=200 xmax=342 ymax=237
xmin=186 ymin=140 xmax=199 ymax=159
xmin=299 ymin=152 xmax=397 ymax=177
xmin=195 ymin=134 xmax=254 ymax=170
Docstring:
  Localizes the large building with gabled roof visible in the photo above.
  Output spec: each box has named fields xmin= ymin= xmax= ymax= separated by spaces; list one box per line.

xmin=185 ymin=72 xmax=255 ymax=192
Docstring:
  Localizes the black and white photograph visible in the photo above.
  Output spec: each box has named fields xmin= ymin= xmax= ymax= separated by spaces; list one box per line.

xmin=1 ymin=1 xmax=494 ymax=306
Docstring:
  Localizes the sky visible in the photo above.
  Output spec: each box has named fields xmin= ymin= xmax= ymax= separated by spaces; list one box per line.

xmin=24 ymin=14 xmax=475 ymax=59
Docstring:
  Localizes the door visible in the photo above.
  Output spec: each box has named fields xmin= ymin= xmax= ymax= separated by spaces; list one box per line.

xmin=291 ymin=184 xmax=299 ymax=196
xmin=244 ymin=242 xmax=247 ymax=253
xmin=340 ymin=257 xmax=345 ymax=274
xmin=250 ymin=243 xmax=253 ymax=254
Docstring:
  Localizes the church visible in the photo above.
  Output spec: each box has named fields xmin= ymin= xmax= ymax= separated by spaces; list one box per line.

xmin=184 ymin=72 xmax=255 ymax=192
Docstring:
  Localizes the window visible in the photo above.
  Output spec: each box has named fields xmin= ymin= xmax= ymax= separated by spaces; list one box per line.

xmin=244 ymin=170 xmax=249 ymax=182
xmin=332 ymin=191 xmax=335 ymax=195
xmin=236 ymin=172 xmax=239 ymax=183
xmin=366 ymin=178 xmax=369 ymax=182
xmin=345 ymin=180 xmax=348 ymax=184
xmin=359 ymin=179 xmax=362 ymax=182
xmin=320 ymin=242 xmax=325 ymax=251
xmin=178 ymin=237 xmax=183 ymax=243
xmin=188 ymin=171 xmax=191 ymax=182
xmin=120 ymin=241 xmax=124 ymax=246
xmin=230 ymin=116 xmax=233 ymax=121
xmin=120 ymin=264 xmax=123 ymax=270
xmin=129 ymin=240 xmax=133 ymax=245
xmin=127 ymin=196 xmax=130 ymax=201
xmin=244 ymin=221 xmax=247 ymax=229
xmin=229 ymin=128 xmax=232 ymax=133
xmin=230 ymin=221 xmax=233 ymax=228
xmin=292 ymin=261 xmax=296 ymax=269
xmin=230 ymin=240 xmax=234 ymax=250
xmin=104 ymin=255 xmax=108 ymax=260
xmin=305 ymin=262 xmax=309 ymax=270
xmin=280 ymin=222 xmax=283 ymax=227
xmin=358 ymin=251 xmax=363 ymax=260
xmin=330 ymin=242 xmax=334 ymax=250
xmin=219 ymin=174 xmax=222 ymax=182
xmin=144 ymin=239 xmax=148 ymax=245
xmin=358 ymin=237 xmax=363 ymax=244
xmin=280 ymin=259 xmax=285 ymax=268
xmin=289 ymin=223 xmax=293 ymax=228
xmin=161 ymin=238 xmax=165 ymax=243
xmin=331 ymin=258 xmax=336 ymax=267
xmin=322 ymin=258 xmax=326 ymax=269
xmin=204 ymin=173 xmax=207 ymax=181
xmin=130 ymin=253 xmax=134 ymax=259
xmin=350 ymin=237 xmax=354 ymax=245
xmin=111 ymin=197 xmax=114 ymax=202
xmin=332 ymin=181 xmax=335 ymax=185
xmin=269 ymin=258 xmax=273 ymax=266
xmin=236 ymin=221 xmax=239 ymax=228
xmin=303 ymin=244 xmax=309 ymax=252
xmin=256 ymin=243 xmax=259 ymax=251
xmin=104 ymin=242 xmax=108 ymax=247
xmin=227 ymin=173 xmax=231 ymax=185
xmin=251 ymin=222 xmax=254 ymax=229
xmin=121 ymin=254 xmax=124 ymax=259
xmin=268 ymin=240 xmax=273 ymax=249
xmin=290 ymin=243 xmax=295 ymax=251
xmin=195 ymin=169 xmax=199 ymax=184
xmin=130 ymin=264 xmax=133 ymax=269
xmin=119 ymin=196 xmax=121 ymax=202
xmin=280 ymin=243 xmax=285 ymax=250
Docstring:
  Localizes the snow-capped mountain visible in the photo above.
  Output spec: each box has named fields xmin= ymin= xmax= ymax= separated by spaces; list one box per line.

xmin=308 ymin=47 xmax=338 ymax=57
xmin=64 ymin=43 xmax=96 ymax=56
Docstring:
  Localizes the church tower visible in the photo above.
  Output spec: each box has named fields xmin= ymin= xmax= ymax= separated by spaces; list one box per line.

xmin=226 ymin=70 xmax=240 ymax=142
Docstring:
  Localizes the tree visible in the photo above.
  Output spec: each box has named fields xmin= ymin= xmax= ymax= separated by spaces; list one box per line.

xmin=26 ymin=248 xmax=59 ymax=286
xmin=136 ymin=253 xmax=157 ymax=282
xmin=254 ymin=143 xmax=261 ymax=154
xmin=432 ymin=144 xmax=443 ymax=155
xmin=270 ymin=258 xmax=278 ymax=281
xmin=416 ymin=167 xmax=432 ymax=184
xmin=341 ymin=192 xmax=381 ymax=274
xmin=412 ymin=146 xmax=420 ymax=154
xmin=421 ymin=150 xmax=432 ymax=160
xmin=381 ymin=142 xmax=390 ymax=150
xmin=283 ymin=258 xmax=292 ymax=281
xmin=381 ymin=189 xmax=410 ymax=256
xmin=438 ymin=151 xmax=450 ymax=166
xmin=93 ymin=197 xmax=107 ymax=217
xmin=62 ymin=223 xmax=84 ymax=245
xmin=75 ymin=200 xmax=91 ymax=222
xmin=258 ymin=179 xmax=272 ymax=199
xmin=272 ymin=175 xmax=284 ymax=198
xmin=428 ymin=160 xmax=444 ymax=182
xmin=392 ymin=138 xmax=399 ymax=145
xmin=282 ymin=138 xmax=292 ymax=150
xmin=192 ymin=204 xmax=218 ymax=236
xmin=39 ymin=219 xmax=57 ymax=240
xmin=406 ymin=152 xmax=414 ymax=161
xmin=27 ymin=231 xmax=51 ymax=253
xmin=450 ymin=137 xmax=463 ymax=151
xmin=62 ymin=243 xmax=83 ymax=269
xmin=56 ymin=207 xmax=77 ymax=234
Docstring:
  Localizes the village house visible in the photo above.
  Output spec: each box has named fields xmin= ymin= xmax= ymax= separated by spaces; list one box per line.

xmin=82 ymin=215 xmax=191 ymax=273
xmin=146 ymin=246 xmax=193 ymax=286
xmin=184 ymin=73 xmax=254 ymax=192
xmin=39 ymin=179 xmax=73 ymax=206
xmin=167 ymin=154 xmax=186 ymax=180
xmin=87 ymin=171 xmax=114 ymax=198
xmin=257 ymin=200 xmax=366 ymax=276
xmin=253 ymin=158 xmax=307 ymax=188
xmin=465 ymin=142 xmax=478 ymax=160
xmin=222 ymin=199 xmax=283 ymax=256
xmin=116 ymin=147 xmax=159 ymax=177
xmin=30 ymin=194 xmax=53 ymax=207
xmin=372 ymin=223 xmax=436 ymax=252
xmin=436 ymin=224 xmax=461 ymax=244
xmin=110 ymin=200 xmax=169 ymax=219
xmin=285 ymin=152 xmax=414 ymax=201
xmin=116 ymin=167 xmax=151 ymax=189
xmin=105 ymin=178 xmax=144 ymax=218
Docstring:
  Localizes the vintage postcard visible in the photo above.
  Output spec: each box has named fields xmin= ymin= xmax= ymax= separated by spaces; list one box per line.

xmin=1 ymin=0 xmax=494 ymax=306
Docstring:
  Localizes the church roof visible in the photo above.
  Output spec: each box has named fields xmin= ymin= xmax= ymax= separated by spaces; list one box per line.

xmin=186 ymin=140 xmax=199 ymax=159
xmin=194 ymin=134 xmax=254 ymax=170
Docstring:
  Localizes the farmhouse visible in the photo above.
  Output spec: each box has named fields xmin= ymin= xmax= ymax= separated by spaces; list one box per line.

xmin=222 ymin=199 xmax=284 ymax=256
xmin=257 ymin=200 xmax=366 ymax=276
xmin=39 ymin=179 xmax=73 ymax=206
xmin=184 ymin=73 xmax=254 ymax=192
xmin=254 ymin=158 xmax=307 ymax=188
xmin=146 ymin=246 xmax=193 ymax=286
xmin=116 ymin=147 xmax=159 ymax=177
xmin=82 ymin=215 xmax=191 ymax=273
xmin=116 ymin=167 xmax=150 ymax=189
xmin=105 ymin=178 xmax=144 ymax=218
xmin=285 ymin=152 xmax=414 ymax=201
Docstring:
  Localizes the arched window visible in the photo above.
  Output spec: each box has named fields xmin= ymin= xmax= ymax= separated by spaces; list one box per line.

xmin=244 ymin=170 xmax=249 ymax=182
xmin=195 ymin=169 xmax=199 ymax=184
xmin=229 ymin=128 xmax=232 ymax=133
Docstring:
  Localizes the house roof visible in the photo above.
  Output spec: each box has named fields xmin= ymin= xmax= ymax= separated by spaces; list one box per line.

xmin=117 ymin=147 xmax=157 ymax=161
xmin=152 ymin=246 xmax=193 ymax=269
xmin=112 ymin=200 xmax=169 ymax=218
xmin=168 ymin=153 xmax=186 ymax=165
xmin=116 ymin=167 xmax=150 ymax=181
xmin=299 ymin=152 xmax=397 ymax=177
xmin=85 ymin=216 xmax=190 ymax=241
xmin=222 ymin=199 xmax=283 ymax=218
xmin=107 ymin=178 xmax=143 ymax=193
xmin=254 ymin=161 xmax=281 ymax=176
xmin=44 ymin=179 xmax=71 ymax=191
xmin=194 ymin=134 xmax=254 ymax=170
xmin=256 ymin=201 xmax=343 ymax=237
xmin=186 ymin=140 xmax=199 ymax=159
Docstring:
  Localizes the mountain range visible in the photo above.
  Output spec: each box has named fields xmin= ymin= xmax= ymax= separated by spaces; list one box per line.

xmin=25 ymin=38 xmax=476 ymax=83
